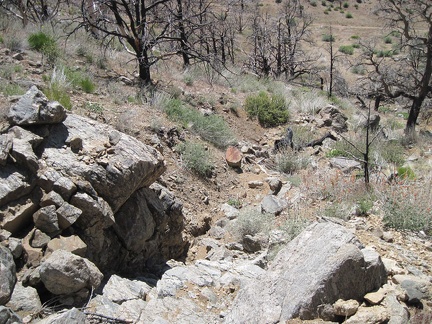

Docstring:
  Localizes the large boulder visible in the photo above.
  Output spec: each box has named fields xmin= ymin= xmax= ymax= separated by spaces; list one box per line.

xmin=0 ymin=246 xmax=16 ymax=305
xmin=39 ymin=250 xmax=103 ymax=295
xmin=225 ymin=221 xmax=387 ymax=323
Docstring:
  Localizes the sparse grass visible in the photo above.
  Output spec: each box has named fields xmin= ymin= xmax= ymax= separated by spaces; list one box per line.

xmin=290 ymin=88 xmax=328 ymax=115
xmin=177 ymin=141 xmax=214 ymax=178
xmin=381 ymin=181 xmax=431 ymax=234
xmin=164 ymin=98 xmax=236 ymax=148
xmin=0 ymin=82 xmax=26 ymax=96
xmin=79 ymin=76 xmax=96 ymax=93
xmin=375 ymin=50 xmax=394 ymax=58
xmin=244 ymin=91 xmax=289 ymax=128
xmin=84 ymin=101 xmax=104 ymax=113
xmin=384 ymin=36 xmax=393 ymax=44
xmin=274 ymin=148 xmax=309 ymax=174
xmin=351 ymin=64 xmax=366 ymax=75
xmin=339 ymin=45 xmax=354 ymax=55
xmin=322 ymin=34 xmax=335 ymax=42
xmin=43 ymin=67 xmax=72 ymax=110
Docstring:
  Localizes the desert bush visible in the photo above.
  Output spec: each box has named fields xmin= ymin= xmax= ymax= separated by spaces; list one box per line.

xmin=79 ymin=77 xmax=96 ymax=93
xmin=275 ymin=148 xmax=309 ymax=174
xmin=381 ymin=182 xmax=431 ymax=233
xmin=84 ymin=101 xmax=103 ymax=113
xmin=322 ymin=34 xmax=335 ymax=42
xmin=244 ymin=91 xmax=289 ymax=127
xmin=4 ymin=37 xmax=23 ymax=52
xmin=28 ymin=32 xmax=59 ymax=63
xmin=397 ymin=166 xmax=415 ymax=180
xmin=343 ymin=2 xmax=349 ymax=8
xmin=177 ymin=141 xmax=214 ymax=178
xmin=345 ymin=12 xmax=353 ymax=18
xmin=375 ymin=50 xmax=394 ymax=58
xmin=230 ymin=208 xmax=275 ymax=240
xmin=384 ymin=36 xmax=393 ymax=44
xmin=339 ymin=45 xmax=354 ymax=55
xmin=376 ymin=140 xmax=405 ymax=166
xmin=351 ymin=64 xmax=366 ymax=75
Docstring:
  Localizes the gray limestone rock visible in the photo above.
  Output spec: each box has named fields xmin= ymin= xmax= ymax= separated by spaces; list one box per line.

xmin=36 ymin=307 xmax=86 ymax=324
xmin=102 ymin=274 xmax=151 ymax=303
xmin=39 ymin=249 xmax=103 ymax=295
xmin=1 ymin=195 xmax=39 ymax=235
xmin=31 ymin=229 xmax=51 ymax=248
xmin=0 ymin=165 xmax=34 ymax=208
xmin=0 ymin=246 xmax=16 ymax=305
xmin=0 ymin=134 xmax=13 ymax=166
xmin=7 ymin=86 xmax=66 ymax=125
xmin=7 ymin=238 xmax=23 ymax=259
xmin=226 ymin=221 xmax=387 ymax=323
xmin=260 ymin=195 xmax=286 ymax=215
xmin=5 ymin=281 xmax=42 ymax=314
xmin=52 ymin=177 xmax=77 ymax=201
xmin=32 ymin=205 xmax=60 ymax=237
xmin=56 ymin=202 xmax=82 ymax=230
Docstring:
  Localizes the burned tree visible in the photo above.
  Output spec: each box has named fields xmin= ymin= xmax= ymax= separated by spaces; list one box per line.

xmin=358 ymin=0 xmax=432 ymax=136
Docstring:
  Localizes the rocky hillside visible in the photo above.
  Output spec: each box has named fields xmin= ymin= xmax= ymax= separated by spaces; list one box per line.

xmin=1 ymin=0 xmax=432 ymax=323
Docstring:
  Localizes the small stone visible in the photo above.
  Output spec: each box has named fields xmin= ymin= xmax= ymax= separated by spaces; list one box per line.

xmin=31 ymin=229 xmax=51 ymax=248
xmin=333 ymin=299 xmax=359 ymax=317
xmin=12 ymin=52 xmax=24 ymax=61
xmin=382 ymin=231 xmax=394 ymax=243
xmin=69 ymin=136 xmax=83 ymax=152
xmin=364 ymin=289 xmax=386 ymax=305
xmin=248 ymin=181 xmax=263 ymax=189
xmin=7 ymin=238 xmax=23 ymax=259
xmin=265 ymin=177 xmax=282 ymax=195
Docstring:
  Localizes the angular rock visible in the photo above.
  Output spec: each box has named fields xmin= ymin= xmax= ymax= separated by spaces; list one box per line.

xmin=0 ymin=133 xmax=13 ymax=166
xmin=36 ymin=167 xmax=62 ymax=192
xmin=39 ymin=250 xmax=103 ymax=295
xmin=343 ymin=305 xmax=389 ymax=324
xmin=220 ymin=203 xmax=240 ymax=220
xmin=46 ymin=235 xmax=87 ymax=257
xmin=330 ymin=158 xmax=362 ymax=173
xmin=392 ymin=274 xmax=430 ymax=305
xmin=226 ymin=221 xmax=387 ymax=322
xmin=364 ymin=289 xmax=386 ymax=305
xmin=113 ymin=188 xmax=156 ymax=253
xmin=36 ymin=307 xmax=86 ymax=324
xmin=243 ymin=234 xmax=267 ymax=253
xmin=333 ymin=299 xmax=359 ymax=317
xmin=103 ymin=275 xmax=151 ymax=303
xmin=41 ymin=114 xmax=166 ymax=212
xmin=0 ymin=245 xmax=16 ymax=305
xmin=53 ymin=177 xmax=77 ymax=201
xmin=33 ymin=205 xmax=60 ymax=236
xmin=226 ymin=146 xmax=242 ymax=168
xmin=40 ymin=190 xmax=64 ymax=208
xmin=0 ymin=306 xmax=21 ymax=324
xmin=7 ymin=238 xmax=23 ymax=259
xmin=0 ymin=195 xmax=39 ymax=234
xmin=265 ymin=177 xmax=282 ymax=195
xmin=383 ymin=293 xmax=410 ymax=324
xmin=8 ymin=86 xmax=67 ymax=125
xmin=71 ymin=192 xmax=114 ymax=229
xmin=0 ymin=165 xmax=34 ymax=207
xmin=56 ymin=202 xmax=82 ymax=229
xmin=5 ymin=281 xmax=42 ymax=314
xmin=31 ymin=229 xmax=51 ymax=248
xmin=261 ymin=195 xmax=286 ymax=215
xmin=318 ymin=105 xmax=348 ymax=133
xmin=8 ymin=126 xmax=43 ymax=172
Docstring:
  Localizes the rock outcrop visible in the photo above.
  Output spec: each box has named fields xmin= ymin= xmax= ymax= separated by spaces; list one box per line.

xmin=225 ymin=221 xmax=387 ymax=322
xmin=0 ymin=87 xmax=187 ymax=312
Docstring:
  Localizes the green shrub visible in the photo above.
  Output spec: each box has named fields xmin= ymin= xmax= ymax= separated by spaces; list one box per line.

xmin=177 ymin=141 xmax=214 ymax=177
xmin=345 ymin=12 xmax=353 ymax=18
xmin=339 ymin=45 xmax=354 ymax=55
xmin=376 ymin=50 xmax=394 ymax=57
xmin=310 ymin=0 xmax=317 ymax=7
xmin=322 ymin=34 xmax=335 ymax=42
xmin=164 ymin=98 xmax=235 ymax=148
xmin=343 ymin=2 xmax=349 ymax=8
xmin=384 ymin=36 xmax=393 ymax=44
xmin=28 ymin=32 xmax=59 ymax=63
xmin=351 ymin=35 xmax=360 ymax=39
xmin=244 ymin=91 xmax=289 ymax=128
xmin=84 ymin=101 xmax=104 ymax=113
xmin=79 ymin=77 xmax=96 ymax=93
xmin=397 ymin=166 xmax=415 ymax=180
xmin=321 ymin=0 xmax=326 ymax=6
xmin=378 ymin=140 xmax=405 ymax=166
xmin=351 ymin=64 xmax=366 ymax=75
